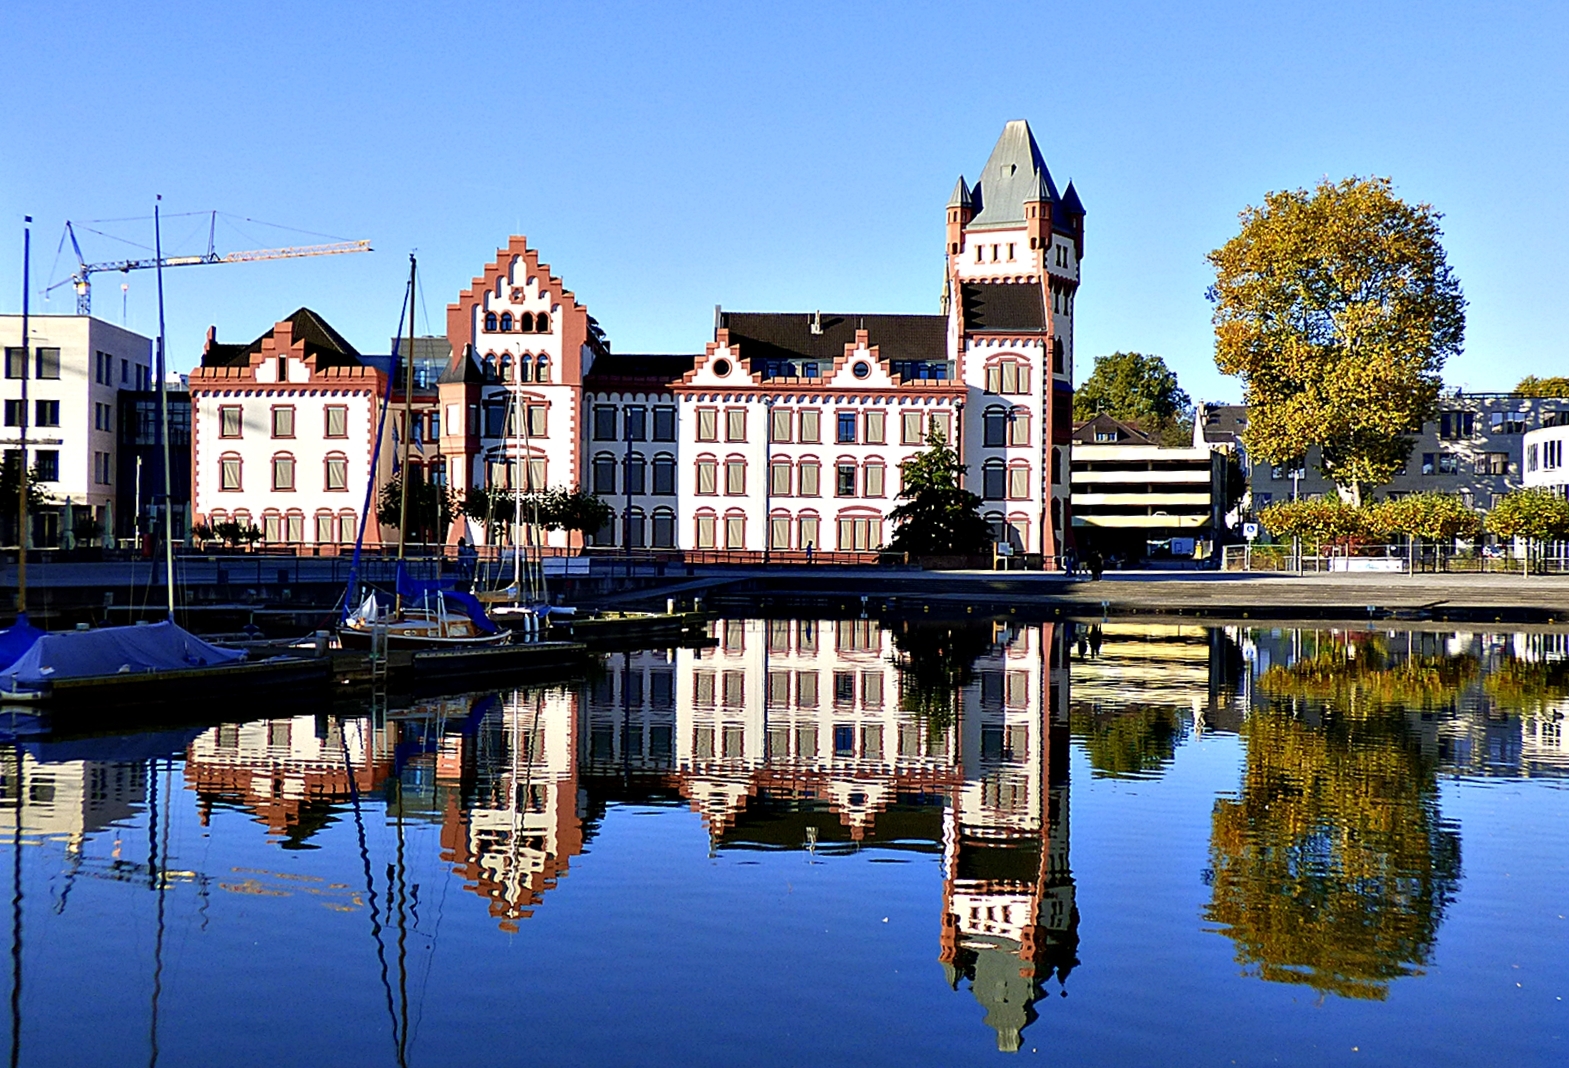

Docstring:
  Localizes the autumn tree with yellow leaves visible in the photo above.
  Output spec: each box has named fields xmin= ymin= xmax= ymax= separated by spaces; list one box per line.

xmin=1208 ymin=177 xmax=1466 ymax=506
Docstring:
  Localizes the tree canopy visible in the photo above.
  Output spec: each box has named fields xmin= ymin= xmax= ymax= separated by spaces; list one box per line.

xmin=885 ymin=431 xmax=992 ymax=556
xmin=1483 ymin=488 xmax=1569 ymax=542
xmin=1073 ymin=351 xmax=1194 ymax=446
xmin=377 ymin=469 xmax=459 ymax=543
xmin=1514 ymin=375 xmax=1569 ymax=397
xmin=1208 ymin=176 xmax=1465 ymax=505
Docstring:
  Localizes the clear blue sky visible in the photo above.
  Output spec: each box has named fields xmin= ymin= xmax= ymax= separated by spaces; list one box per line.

xmin=2 ymin=1 xmax=1564 ymax=401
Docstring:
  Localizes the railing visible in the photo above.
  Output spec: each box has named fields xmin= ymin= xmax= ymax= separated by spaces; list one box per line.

xmin=1222 ymin=542 xmax=1569 ymax=574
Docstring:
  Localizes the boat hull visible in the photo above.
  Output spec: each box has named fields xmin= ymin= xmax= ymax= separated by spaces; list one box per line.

xmin=337 ymin=625 xmax=512 ymax=651
xmin=0 ymin=656 xmax=333 ymax=711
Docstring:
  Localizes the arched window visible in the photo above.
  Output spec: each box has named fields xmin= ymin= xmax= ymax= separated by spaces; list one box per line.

xmin=623 ymin=452 xmax=646 ymax=495
xmin=624 ymin=507 xmax=646 ymax=549
xmin=982 ymin=458 xmax=1005 ymax=500
xmin=271 ymin=452 xmax=296 ymax=492
xmin=534 ymin=356 xmax=550 ymax=383
xmin=481 ymin=353 xmax=497 ymax=381
xmin=862 ymin=460 xmax=886 ymax=498
xmin=315 ymin=510 xmax=336 ymax=544
xmin=534 ymin=312 xmax=550 ymax=333
xmin=983 ymin=405 xmax=1008 ymax=448
xmin=984 ymin=356 xmax=1030 ymax=395
xmin=984 ymin=510 xmax=1006 ymax=545
xmin=517 ymin=355 xmax=533 ymax=383
xmin=651 ymin=507 xmax=676 ymax=549
xmin=694 ymin=509 xmax=718 ymax=549
xmin=1006 ymin=512 xmax=1030 ymax=552
xmin=592 ymin=452 xmax=618 ymax=495
xmin=324 ymin=452 xmax=349 ymax=492
xmin=233 ymin=510 xmax=253 ymax=535
xmin=797 ymin=511 xmax=820 ymax=552
xmin=484 ymin=311 xmax=498 ymax=332
xmin=518 ymin=312 xmax=534 ymax=332
xmin=1009 ymin=407 xmax=1031 ymax=447
xmin=1051 ymin=496 xmax=1063 ymax=530
xmin=723 ymin=509 xmax=747 ymax=549
xmin=219 ymin=452 xmax=243 ymax=491
xmin=796 ymin=457 xmax=821 ymax=497
xmin=725 ymin=455 xmax=746 ymax=496
xmin=499 ymin=353 xmax=513 ymax=382
xmin=695 ymin=455 xmax=718 ymax=495
xmin=768 ymin=509 xmax=792 ymax=550
xmin=1007 ymin=461 xmax=1031 ymax=500
xmin=1051 ymin=446 xmax=1063 ymax=486
xmin=770 ymin=457 xmax=792 ymax=496
xmin=835 ymin=510 xmax=881 ymax=551
xmin=652 ymin=453 xmax=676 ymax=495
xmin=499 ymin=312 xmax=513 ymax=332
xmin=208 ymin=509 xmax=229 ymax=528
xmin=262 ymin=509 xmax=282 ymax=543
xmin=339 ymin=509 xmax=358 ymax=544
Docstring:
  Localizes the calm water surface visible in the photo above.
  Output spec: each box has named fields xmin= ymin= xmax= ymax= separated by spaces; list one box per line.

xmin=2 ymin=619 xmax=1566 ymax=1066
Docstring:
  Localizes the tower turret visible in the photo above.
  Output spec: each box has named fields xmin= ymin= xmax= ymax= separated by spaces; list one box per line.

xmin=946 ymin=177 xmax=973 ymax=257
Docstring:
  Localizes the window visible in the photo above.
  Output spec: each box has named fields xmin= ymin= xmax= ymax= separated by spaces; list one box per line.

xmin=271 ymin=406 xmax=295 ymax=438
xmin=770 ymin=460 xmax=792 ymax=496
xmin=725 ymin=513 xmax=746 ymax=549
xmin=863 ymin=410 xmax=886 ymax=445
xmin=1477 ymin=451 xmax=1510 ymax=476
xmin=651 ymin=508 xmax=676 ymax=548
xmin=1006 ymin=242 xmax=1015 ymax=261
xmin=696 ymin=408 xmax=718 ymax=442
xmin=983 ymin=459 xmax=1005 ymax=500
xmin=324 ymin=454 xmax=349 ymax=491
xmin=901 ymin=411 xmax=924 ymax=445
xmin=652 ymin=454 xmax=676 ymax=495
xmin=1052 ymin=337 xmax=1065 ymax=374
xmin=220 ymin=453 xmax=242 ymax=491
xmin=272 ymin=453 xmax=295 ymax=491
xmin=95 ymin=350 xmax=111 ymax=385
xmin=533 ymin=356 xmax=550 ymax=383
xmin=834 ymin=674 xmax=856 ymax=708
xmin=534 ymin=313 xmax=550 ymax=333
xmin=836 ymin=412 xmax=857 ymax=444
xmin=928 ymin=411 xmax=952 ymax=443
xmin=985 ymin=358 xmax=1029 ymax=395
xmin=1545 ymin=439 xmax=1564 ymax=470
xmin=2 ymin=401 xmax=21 ymax=427
xmin=1052 ymin=447 xmax=1063 ymax=486
xmin=695 ymin=512 xmax=716 ymax=548
xmin=798 ymin=514 xmax=819 ymax=551
xmin=624 ymin=454 xmax=646 ymax=494
xmin=798 ymin=409 xmax=821 ymax=444
xmin=770 ymin=513 xmax=791 ymax=549
xmin=770 ymin=408 xmax=792 ymax=443
xmin=797 ymin=459 xmax=820 ymax=497
xmin=725 ymin=457 xmax=746 ymax=495
xmin=836 ymin=463 xmax=857 ymax=497
xmin=653 ymin=406 xmax=677 ymax=441
xmin=983 ymin=407 xmax=1007 ymax=447
xmin=1008 ymin=465 xmax=1030 ymax=499
xmin=516 ymin=355 xmax=533 ymax=383
xmin=499 ymin=312 xmax=513 ymax=332
xmin=1528 ymin=443 xmax=1539 ymax=472
xmin=2 ymin=348 xmax=23 ymax=380
xmin=94 ymin=451 xmax=112 ymax=485
xmin=624 ymin=406 xmax=647 ymax=441
xmin=35 ymin=450 xmax=58 ymax=481
xmin=725 ymin=408 xmax=747 ymax=442
xmin=264 ymin=512 xmax=282 ymax=542
xmin=32 ymin=400 xmax=59 ymax=427
xmin=34 ymin=348 xmax=60 ymax=380
xmin=593 ymin=454 xmax=617 ymax=494
xmin=324 ymin=405 xmax=348 ymax=437
xmin=1437 ymin=453 xmax=1459 ymax=474
xmin=316 ymin=513 xmax=337 ymax=543
xmin=837 ymin=516 xmax=879 ymax=551
xmin=485 ymin=312 xmax=498 ymax=331
xmin=1491 ymin=411 xmax=1525 ymax=435
xmin=1440 ymin=411 xmax=1475 ymax=439
xmin=1009 ymin=409 xmax=1030 ymax=446
xmin=696 ymin=458 xmax=718 ymax=495
xmin=625 ymin=508 xmax=646 ymax=549
xmin=593 ymin=405 xmax=618 ymax=440
xmin=863 ymin=462 xmax=885 ymax=497
xmin=220 ymin=406 xmax=243 ymax=438
xmin=524 ymin=404 xmax=546 ymax=437
xmin=286 ymin=511 xmax=304 ymax=543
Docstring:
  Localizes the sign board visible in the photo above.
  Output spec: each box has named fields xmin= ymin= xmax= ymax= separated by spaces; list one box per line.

xmin=1242 ymin=522 xmax=1260 ymax=541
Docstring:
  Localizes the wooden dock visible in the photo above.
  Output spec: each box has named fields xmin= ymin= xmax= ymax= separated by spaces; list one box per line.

xmin=328 ymin=639 xmax=592 ymax=693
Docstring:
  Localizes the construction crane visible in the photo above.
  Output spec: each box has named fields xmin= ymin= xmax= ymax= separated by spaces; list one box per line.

xmin=48 ymin=211 xmax=372 ymax=314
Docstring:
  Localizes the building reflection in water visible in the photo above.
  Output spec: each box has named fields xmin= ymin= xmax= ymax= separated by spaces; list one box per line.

xmin=582 ymin=617 xmax=1077 ymax=1053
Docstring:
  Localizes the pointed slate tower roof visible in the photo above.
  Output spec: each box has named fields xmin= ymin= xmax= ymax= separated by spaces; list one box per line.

xmin=948 ymin=176 xmax=973 ymax=208
xmin=969 ymin=120 xmax=1060 ymax=229
xmin=1059 ymin=179 xmax=1086 ymax=217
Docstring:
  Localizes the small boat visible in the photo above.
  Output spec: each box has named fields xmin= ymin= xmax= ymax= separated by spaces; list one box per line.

xmin=339 ymin=588 xmax=510 ymax=650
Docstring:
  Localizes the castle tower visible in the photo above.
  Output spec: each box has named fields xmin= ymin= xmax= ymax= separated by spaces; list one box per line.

xmin=947 ymin=121 xmax=1083 ymax=560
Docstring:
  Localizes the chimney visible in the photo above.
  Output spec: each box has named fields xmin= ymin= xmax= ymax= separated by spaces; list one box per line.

xmin=809 ymin=310 xmax=822 ymax=336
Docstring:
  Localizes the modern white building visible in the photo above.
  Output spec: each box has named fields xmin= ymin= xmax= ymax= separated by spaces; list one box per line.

xmin=0 ymin=314 xmax=154 ymax=545
xmin=1523 ymin=420 xmax=1569 ymax=495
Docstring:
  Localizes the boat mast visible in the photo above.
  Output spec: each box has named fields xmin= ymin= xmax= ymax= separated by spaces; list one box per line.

xmin=154 ymin=198 xmax=176 ymax=621
xmin=512 ymin=387 xmax=523 ymax=603
xmin=394 ymin=255 xmax=416 ymax=615
xmin=15 ymin=218 xmax=29 ymax=615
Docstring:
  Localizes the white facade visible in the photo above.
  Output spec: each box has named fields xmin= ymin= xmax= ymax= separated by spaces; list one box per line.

xmin=1523 ymin=424 xmax=1569 ymax=495
xmin=0 ymin=314 xmax=153 ymax=531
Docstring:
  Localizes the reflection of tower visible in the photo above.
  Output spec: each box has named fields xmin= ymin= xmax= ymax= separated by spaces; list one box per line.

xmin=941 ymin=622 xmax=1077 ymax=1053
xmin=438 ymin=688 xmax=583 ymax=931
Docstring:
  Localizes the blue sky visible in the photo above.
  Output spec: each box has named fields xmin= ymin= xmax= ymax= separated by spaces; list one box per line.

xmin=1 ymin=1 xmax=1564 ymax=401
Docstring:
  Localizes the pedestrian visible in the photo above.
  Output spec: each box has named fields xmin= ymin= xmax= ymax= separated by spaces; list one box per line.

xmin=1088 ymin=549 xmax=1104 ymax=580
xmin=1063 ymin=547 xmax=1078 ymax=577
xmin=457 ymin=536 xmax=478 ymax=580
xmin=805 ymin=541 xmax=814 ymax=565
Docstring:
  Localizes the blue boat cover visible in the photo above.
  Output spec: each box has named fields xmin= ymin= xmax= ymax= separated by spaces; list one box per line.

xmin=0 ymin=613 xmax=46 ymax=671
xmin=0 ymin=621 xmax=245 ymax=694
xmin=395 ymin=563 xmax=500 ymax=635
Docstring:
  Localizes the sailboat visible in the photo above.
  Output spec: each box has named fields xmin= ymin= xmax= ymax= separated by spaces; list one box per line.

xmin=338 ymin=255 xmax=510 ymax=651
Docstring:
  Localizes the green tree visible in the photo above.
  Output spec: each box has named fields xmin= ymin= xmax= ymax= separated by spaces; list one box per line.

xmin=1073 ymin=352 xmax=1195 ymax=446
xmin=0 ymin=454 xmax=52 ymax=547
xmin=461 ymin=485 xmax=517 ymax=543
xmin=1367 ymin=492 xmax=1481 ymax=542
xmin=1208 ymin=177 xmax=1466 ymax=506
xmin=885 ymin=431 xmax=992 ymax=556
xmin=377 ymin=469 xmax=459 ymax=543
xmin=1258 ymin=497 xmax=1367 ymax=547
xmin=889 ymin=619 xmax=994 ymax=734
xmin=1484 ymin=488 xmax=1569 ymax=574
xmin=533 ymin=488 xmax=613 ymax=540
xmin=1514 ymin=375 xmax=1569 ymax=397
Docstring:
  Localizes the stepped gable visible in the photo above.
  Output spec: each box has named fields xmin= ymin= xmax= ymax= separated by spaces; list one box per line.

xmin=968 ymin=120 xmax=1060 ymax=230
xmin=960 ymin=282 xmax=1047 ymax=332
xmin=719 ymin=311 xmax=946 ymax=372
xmin=200 ymin=307 xmax=363 ymax=369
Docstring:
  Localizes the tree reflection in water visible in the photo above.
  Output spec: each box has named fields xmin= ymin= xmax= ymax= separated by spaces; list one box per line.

xmin=1071 ymin=705 xmax=1183 ymax=779
xmin=1207 ymin=635 xmax=1463 ymax=1000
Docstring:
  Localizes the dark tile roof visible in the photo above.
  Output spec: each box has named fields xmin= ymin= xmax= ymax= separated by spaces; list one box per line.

xmin=719 ymin=312 xmax=946 ymax=370
xmin=1071 ymin=414 xmax=1152 ymax=445
xmin=1200 ymin=404 xmax=1248 ymax=444
xmin=583 ymin=353 xmax=697 ymax=386
xmin=201 ymin=307 xmax=361 ymax=369
xmin=960 ymin=283 xmax=1046 ymax=332
xmin=438 ymin=344 xmax=487 ymax=385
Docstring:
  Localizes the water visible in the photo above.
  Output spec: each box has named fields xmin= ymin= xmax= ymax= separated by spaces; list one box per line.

xmin=2 ymin=619 xmax=1566 ymax=1066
